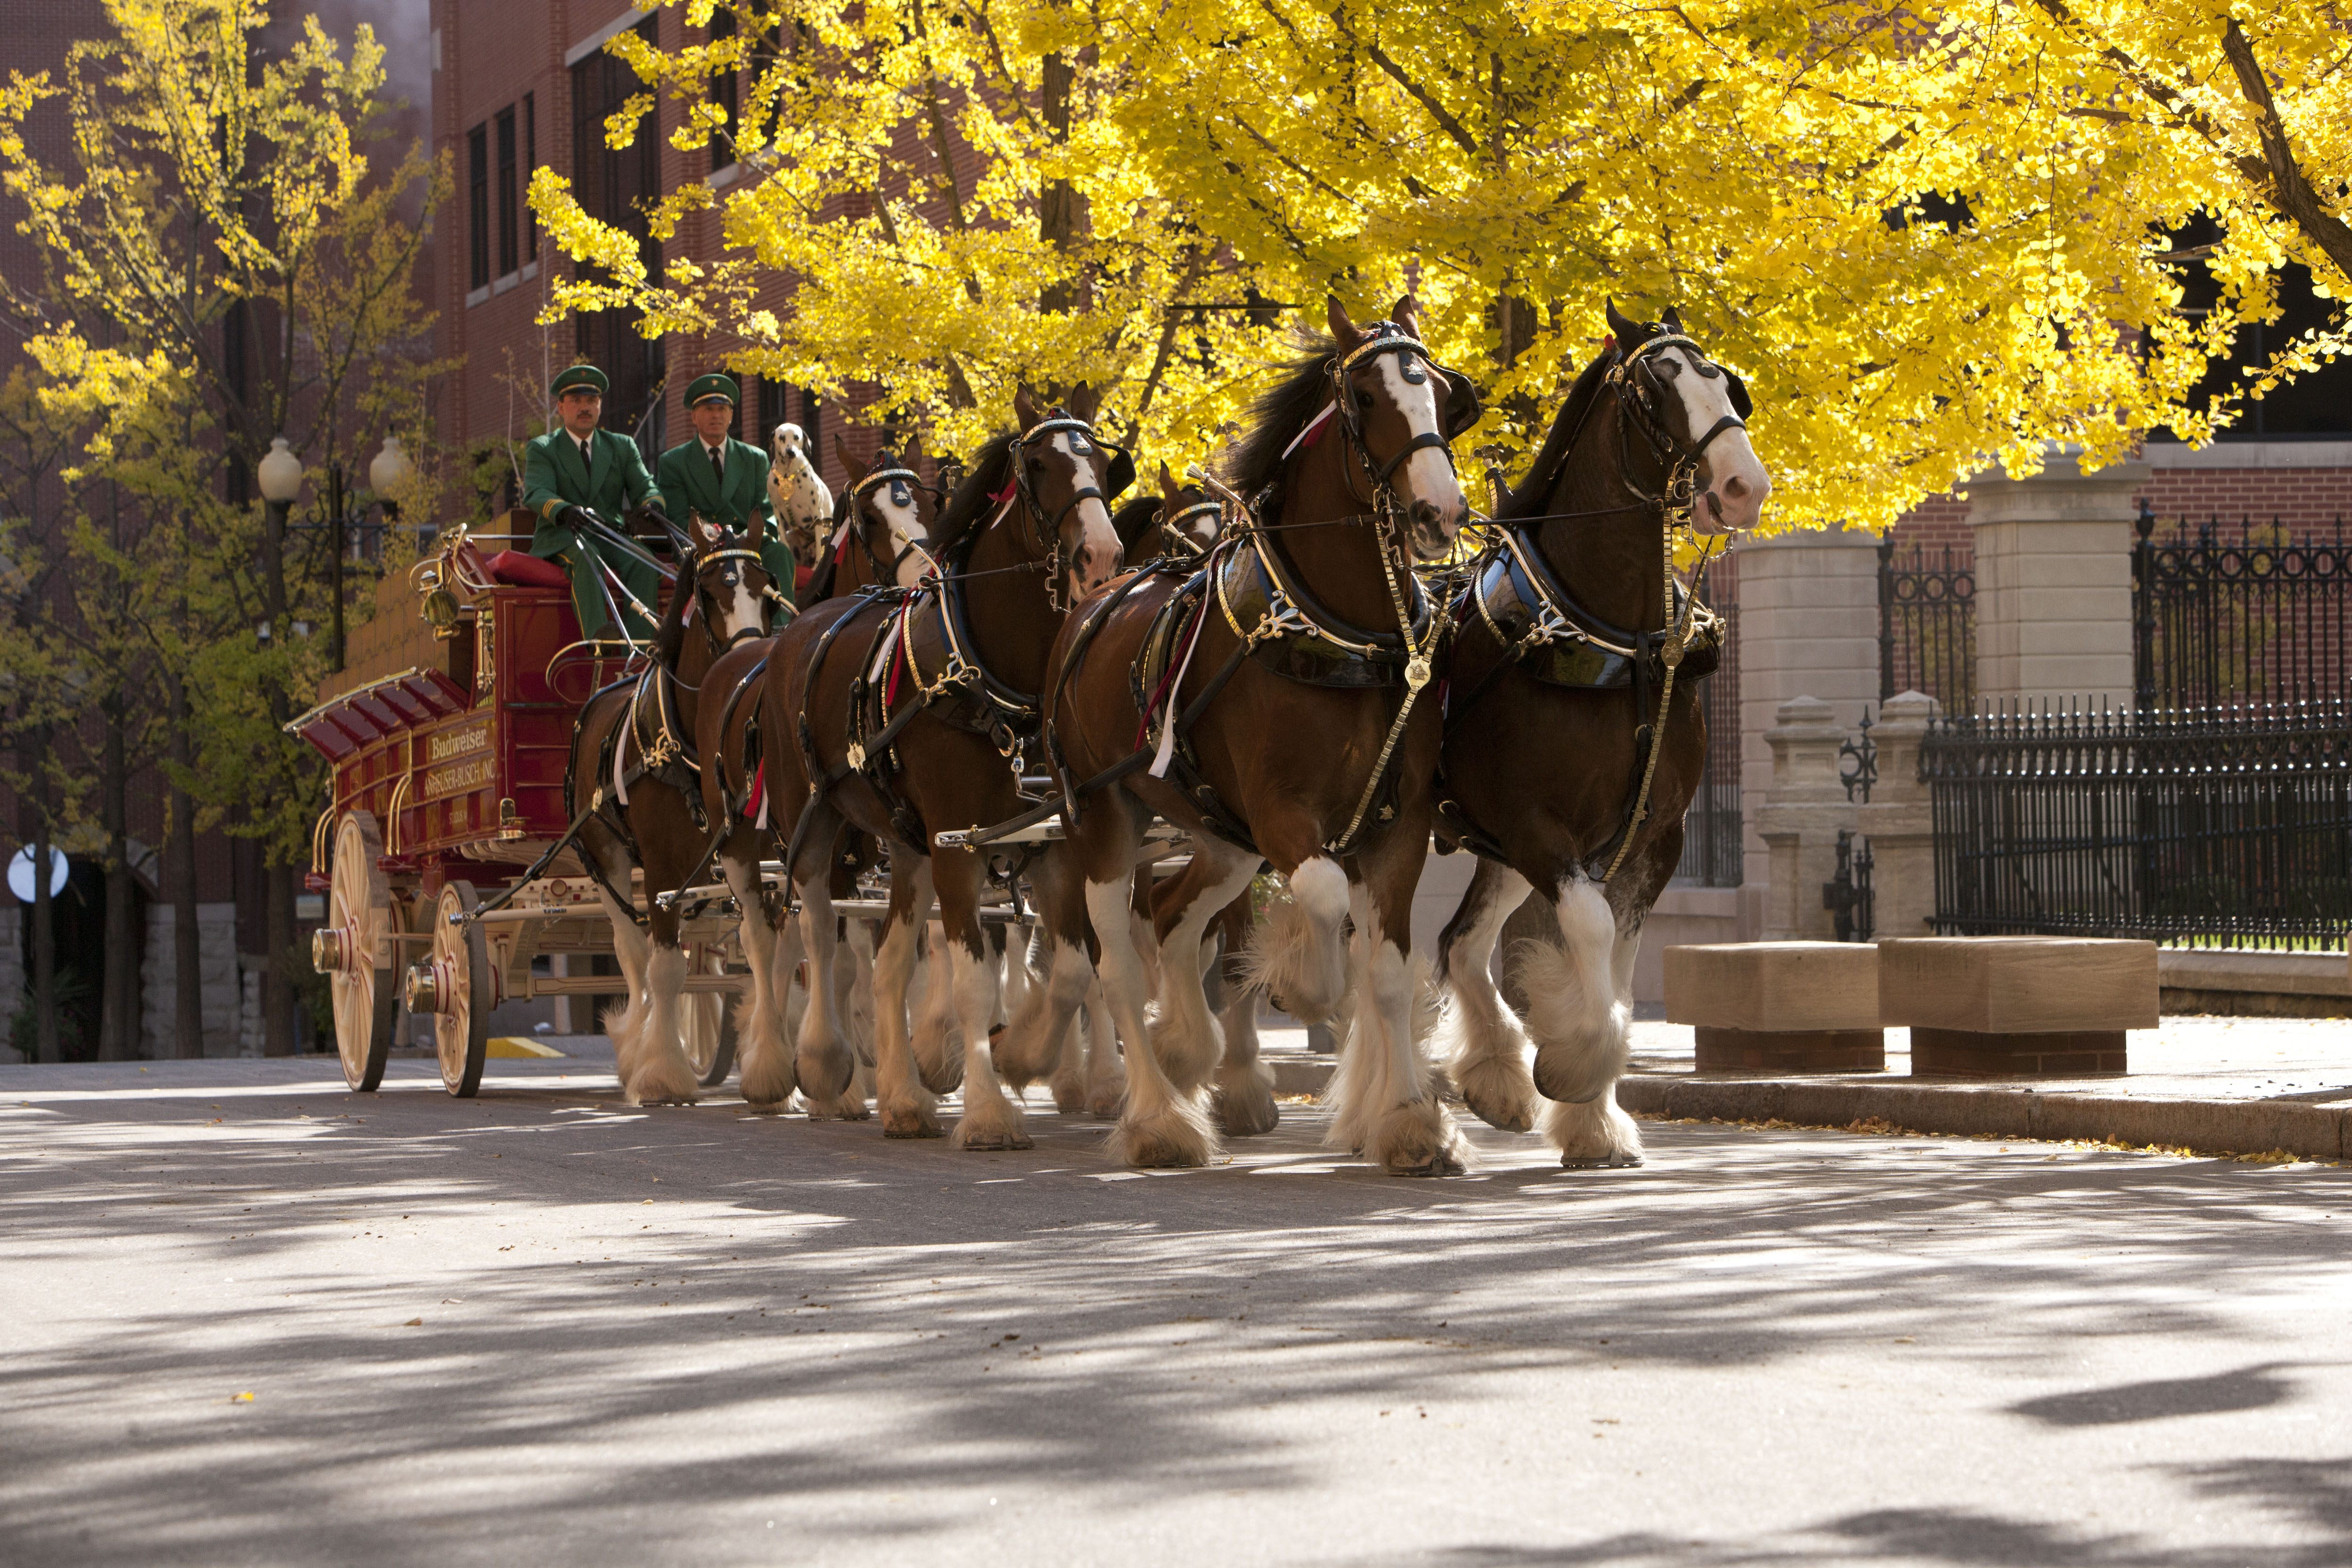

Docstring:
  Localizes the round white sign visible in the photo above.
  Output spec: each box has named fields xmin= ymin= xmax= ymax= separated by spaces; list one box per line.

xmin=8 ymin=845 xmax=69 ymax=903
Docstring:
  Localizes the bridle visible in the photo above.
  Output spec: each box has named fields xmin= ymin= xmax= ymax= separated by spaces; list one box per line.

xmin=1160 ymin=497 xmax=1223 ymax=556
xmin=685 ymin=531 xmax=773 ymax=655
xmin=1002 ymin=412 xmax=1133 ymax=611
xmin=843 ymin=457 xmax=936 ymax=586
xmin=1327 ymin=326 xmax=1478 ymax=498
xmin=1605 ymin=331 xmax=1751 ymax=519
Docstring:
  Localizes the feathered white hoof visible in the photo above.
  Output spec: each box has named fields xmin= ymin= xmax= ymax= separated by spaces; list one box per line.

xmin=624 ymin=1048 xmax=702 ymax=1108
xmin=803 ymin=1087 xmax=870 ymax=1121
xmin=914 ymin=1019 xmax=965 ymax=1094
xmin=738 ymin=1037 xmax=797 ymax=1110
xmin=1452 ymin=1049 xmax=1537 ymax=1133
xmin=1211 ymin=1057 xmax=1280 ymax=1136
xmin=951 ymin=1096 xmax=1032 ymax=1151
xmin=797 ymin=1033 xmax=856 ymax=1104
xmin=1111 ymin=1095 xmax=1215 ymax=1168
xmin=992 ymin=986 xmax=1061 ymax=1091
xmin=1086 ymin=1071 xmax=1127 ymax=1120
xmin=879 ymin=1086 xmax=942 ymax=1139
xmin=1149 ymin=1010 xmax=1222 ymax=1095
xmin=1368 ymin=1098 xmax=1470 ymax=1177
xmin=1544 ymin=1090 xmax=1646 ymax=1168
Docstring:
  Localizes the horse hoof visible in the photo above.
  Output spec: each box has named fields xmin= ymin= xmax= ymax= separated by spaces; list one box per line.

xmin=953 ymin=1126 xmax=1033 ymax=1152
xmin=1087 ymin=1089 xmax=1127 ymax=1120
xmin=1051 ymin=1086 xmax=1086 ymax=1114
xmin=1452 ymin=1057 xmax=1538 ymax=1133
xmin=1560 ymin=1152 xmax=1643 ymax=1170
xmin=883 ymin=1113 xmax=945 ymax=1140
xmin=1125 ymin=1135 xmax=1201 ymax=1168
xmin=1212 ymin=1082 xmax=1281 ymax=1137
xmin=1388 ymin=1150 xmax=1467 ymax=1177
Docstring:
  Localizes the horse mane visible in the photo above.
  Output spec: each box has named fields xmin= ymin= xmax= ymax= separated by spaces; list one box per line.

xmin=1500 ymin=347 xmax=1615 ymax=522
xmin=650 ymin=542 xmax=694 ymax=666
xmin=1109 ymin=492 xmax=1163 ymax=554
xmin=1217 ymin=336 xmax=1339 ymax=495
xmin=930 ymin=428 xmax=1018 ymax=554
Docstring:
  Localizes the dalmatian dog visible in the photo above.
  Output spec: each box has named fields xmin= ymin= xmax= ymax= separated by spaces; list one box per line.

xmin=768 ymin=421 xmax=835 ymax=572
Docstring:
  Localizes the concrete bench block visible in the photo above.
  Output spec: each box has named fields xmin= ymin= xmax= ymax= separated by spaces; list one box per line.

xmin=1879 ymin=937 xmax=2157 ymax=1078
xmin=1666 ymin=942 xmax=1885 ymax=1074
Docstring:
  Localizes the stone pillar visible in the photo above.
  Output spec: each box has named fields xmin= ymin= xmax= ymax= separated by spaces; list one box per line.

xmin=1968 ymin=448 xmax=2146 ymax=709
xmin=1856 ymin=689 xmax=1942 ymax=943
xmin=1733 ymin=527 xmax=1881 ymax=934
xmin=1755 ymin=696 xmax=1855 ymax=940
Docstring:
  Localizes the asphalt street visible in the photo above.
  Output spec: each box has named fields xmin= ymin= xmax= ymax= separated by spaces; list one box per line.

xmin=3 ymin=1060 xmax=2347 ymax=1567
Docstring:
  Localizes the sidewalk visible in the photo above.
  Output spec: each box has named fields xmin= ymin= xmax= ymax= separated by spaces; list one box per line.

xmin=1259 ymin=1013 xmax=2352 ymax=1161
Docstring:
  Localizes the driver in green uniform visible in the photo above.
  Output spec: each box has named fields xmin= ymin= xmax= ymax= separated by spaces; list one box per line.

xmin=523 ymin=363 xmax=663 ymax=641
xmin=655 ymin=372 xmax=799 ymax=608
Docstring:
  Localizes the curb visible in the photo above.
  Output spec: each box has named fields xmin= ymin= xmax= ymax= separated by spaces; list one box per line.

xmin=1613 ymin=1077 xmax=2349 ymax=1162
xmin=1266 ymin=1056 xmax=2347 ymax=1161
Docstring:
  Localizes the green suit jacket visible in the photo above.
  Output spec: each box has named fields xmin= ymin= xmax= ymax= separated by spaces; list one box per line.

xmin=522 ymin=427 xmax=660 ymax=637
xmin=657 ymin=435 xmax=798 ymax=606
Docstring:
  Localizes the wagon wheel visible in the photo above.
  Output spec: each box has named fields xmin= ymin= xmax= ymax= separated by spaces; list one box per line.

xmin=428 ymin=881 xmax=491 ymax=1098
xmin=316 ymin=810 xmax=397 ymax=1093
xmin=680 ymin=947 xmax=739 ymax=1087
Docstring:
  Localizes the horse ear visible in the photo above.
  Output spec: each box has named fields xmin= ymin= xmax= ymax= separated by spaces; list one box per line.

xmin=904 ymin=431 xmax=923 ymax=468
xmin=1014 ymin=384 xmax=1042 ymax=429
xmin=1605 ymin=297 xmax=1640 ymax=344
xmin=689 ymin=512 xmax=720 ymax=551
xmin=834 ymin=433 xmax=868 ymax=486
xmin=1392 ymin=294 xmax=1421 ymax=339
xmin=1158 ymin=461 xmax=1181 ymax=508
xmin=1662 ymin=305 xmax=1686 ymax=334
xmin=1066 ymin=381 xmax=1099 ymax=425
xmin=1326 ymin=294 xmax=1362 ymax=350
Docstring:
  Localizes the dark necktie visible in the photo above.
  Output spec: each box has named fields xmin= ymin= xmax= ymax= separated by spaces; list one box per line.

xmin=578 ymin=437 xmax=593 ymax=471
xmin=708 ymin=444 xmax=725 ymax=484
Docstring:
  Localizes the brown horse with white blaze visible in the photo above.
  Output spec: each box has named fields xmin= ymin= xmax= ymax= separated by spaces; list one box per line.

xmin=562 ymin=514 xmax=780 ymax=1104
xmin=691 ymin=441 xmax=942 ymax=1113
xmin=1430 ymin=302 xmax=1769 ymax=1167
xmin=752 ymin=391 xmax=1126 ymax=1144
xmin=1045 ymin=296 xmax=1477 ymax=1171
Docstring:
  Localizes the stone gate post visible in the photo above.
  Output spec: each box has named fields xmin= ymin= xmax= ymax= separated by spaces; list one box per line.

xmin=1968 ymin=448 xmax=2147 ymax=709
xmin=1856 ymin=689 xmax=1942 ymax=942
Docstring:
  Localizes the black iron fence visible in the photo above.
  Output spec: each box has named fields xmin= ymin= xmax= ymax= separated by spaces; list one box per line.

xmin=1878 ymin=539 xmax=1975 ymax=706
xmin=1674 ymin=604 xmax=1744 ymax=886
xmin=2134 ymin=510 xmax=2352 ymax=709
xmin=1922 ymin=698 xmax=2352 ymax=948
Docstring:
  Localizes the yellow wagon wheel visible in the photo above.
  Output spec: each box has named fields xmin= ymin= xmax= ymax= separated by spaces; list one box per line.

xmin=313 ymin=810 xmax=397 ymax=1093
xmin=405 ymin=880 xmax=492 ymax=1097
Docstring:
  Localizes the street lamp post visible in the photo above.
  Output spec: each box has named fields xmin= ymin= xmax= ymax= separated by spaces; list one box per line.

xmin=253 ymin=435 xmax=303 ymax=1059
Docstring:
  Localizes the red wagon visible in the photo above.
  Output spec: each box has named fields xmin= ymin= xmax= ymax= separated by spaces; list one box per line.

xmin=289 ymin=519 xmax=744 ymax=1095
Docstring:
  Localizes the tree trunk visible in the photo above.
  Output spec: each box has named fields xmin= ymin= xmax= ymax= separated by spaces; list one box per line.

xmin=1039 ymin=50 xmax=1083 ymax=316
xmin=264 ymin=861 xmax=296 ymax=1055
xmin=98 ymin=710 xmax=139 ymax=1060
xmin=30 ymin=813 xmax=58 ymax=1064
xmin=169 ymin=676 xmax=205 ymax=1059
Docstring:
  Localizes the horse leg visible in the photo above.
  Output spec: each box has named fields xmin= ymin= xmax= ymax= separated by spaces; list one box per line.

xmin=590 ymin=879 xmax=651 ymax=1092
xmin=867 ymin=855 xmax=941 ymax=1137
xmin=628 ymin=898 xmax=703 ymax=1106
xmin=1432 ymin=858 xmax=1538 ymax=1132
xmin=1330 ymin=857 xmax=1466 ymax=1176
xmin=1240 ymin=853 xmax=1351 ymax=1025
xmin=794 ymin=851 xmax=868 ymax=1121
xmin=1522 ymin=874 xmax=1644 ymax=1169
xmin=719 ymin=838 xmax=794 ymax=1106
xmin=911 ymin=920 xmax=967 ymax=1095
xmin=1080 ymin=980 xmax=1127 ymax=1118
xmin=937 ymin=853 xmax=1029 ymax=1151
xmin=1039 ymin=935 xmax=1100 ymax=1114
xmin=1088 ymin=852 xmax=1212 ymax=1167
xmin=1209 ymin=894 xmax=1278 ymax=1136
xmin=1146 ymin=844 xmax=1259 ymax=1095
xmin=837 ymin=918 xmax=877 ymax=1096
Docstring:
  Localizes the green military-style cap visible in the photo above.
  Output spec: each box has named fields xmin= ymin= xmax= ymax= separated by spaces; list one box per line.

xmin=686 ymin=372 xmax=740 ymax=408
xmin=552 ymin=363 xmax=610 ymax=397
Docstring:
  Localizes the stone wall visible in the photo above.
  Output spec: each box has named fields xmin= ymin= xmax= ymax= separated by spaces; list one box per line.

xmin=138 ymin=903 xmax=245 ymax=1057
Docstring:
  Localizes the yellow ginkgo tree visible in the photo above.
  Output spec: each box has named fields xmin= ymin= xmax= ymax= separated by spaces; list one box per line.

xmin=535 ymin=0 xmax=2351 ymax=531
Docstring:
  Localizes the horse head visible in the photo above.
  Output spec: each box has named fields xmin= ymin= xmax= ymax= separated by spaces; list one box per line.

xmin=1012 ymin=383 xmax=1128 ymax=603
xmin=683 ymin=513 xmax=776 ymax=652
xmin=1326 ymin=294 xmax=1472 ymax=559
xmin=836 ymin=433 xmax=937 ymax=589
xmin=768 ymin=421 xmax=834 ymax=569
xmin=1155 ymin=462 xmax=1221 ymax=554
xmin=1603 ymin=300 xmax=1771 ymax=536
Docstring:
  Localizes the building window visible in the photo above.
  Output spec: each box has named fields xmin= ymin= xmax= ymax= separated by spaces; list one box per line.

xmin=495 ymin=107 xmax=518 ymax=278
xmin=757 ymin=377 xmax=788 ymax=445
xmin=709 ymin=10 xmax=739 ymax=172
xmin=522 ymin=93 xmax=537 ymax=258
xmin=467 ymin=122 xmax=489 ymax=290
xmin=801 ymin=387 xmax=823 ymax=467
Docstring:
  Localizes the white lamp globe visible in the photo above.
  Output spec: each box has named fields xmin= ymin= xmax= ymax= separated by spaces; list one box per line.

xmin=256 ymin=436 xmax=303 ymax=504
xmin=369 ymin=433 xmax=413 ymax=496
